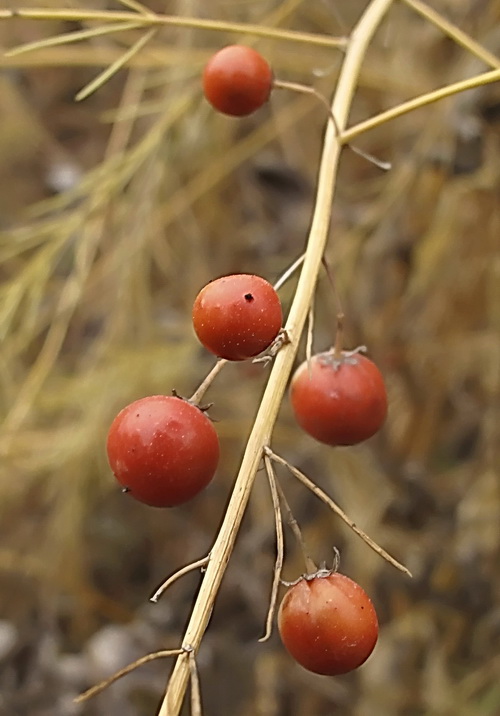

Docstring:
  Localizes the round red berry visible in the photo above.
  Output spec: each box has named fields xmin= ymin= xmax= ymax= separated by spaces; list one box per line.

xmin=278 ymin=572 xmax=378 ymax=676
xmin=203 ymin=45 xmax=273 ymax=117
xmin=106 ymin=395 xmax=219 ymax=507
xmin=290 ymin=350 xmax=387 ymax=446
xmin=192 ymin=274 xmax=282 ymax=361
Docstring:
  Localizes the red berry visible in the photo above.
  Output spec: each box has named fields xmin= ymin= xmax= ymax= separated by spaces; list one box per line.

xmin=278 ymin=572 xmax=378 ymax=676
xmin=106 ymin=395 xmax=219 ymax=507
xmin=192 ymin=274 xmax=282 ymax=361
xmin=203 ymin=45 xmax=273 ymax=117
xmin=290 ymin=350 xmax=387 ymax=446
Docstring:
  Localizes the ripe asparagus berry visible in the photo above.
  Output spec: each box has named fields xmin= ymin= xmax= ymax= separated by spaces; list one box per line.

xmin=203 ymin=45 xmax=273 ymax=117
xmin=106 ymin=395 xmax=219 ymax=507
xmin=290 ymin=350 xmax=388 ymax=446
xmin=278 ymin=571 xmax=379 ymax=675
xmin=192 ymin=274 xmax=282 ymax=361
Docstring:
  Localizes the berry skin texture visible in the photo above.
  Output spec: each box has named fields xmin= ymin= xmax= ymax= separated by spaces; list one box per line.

xmin=192 ymin=274 xmax=282 ymax=361
xmin=203 ymin=45 xmax=273 ymax=117
xmin=278 ymin=572 xmax=379 ymax=676
xmin=290 ymin=351 xmax=388 ymax=446
xmin=106 ymin=395 xmax=219 ymax=508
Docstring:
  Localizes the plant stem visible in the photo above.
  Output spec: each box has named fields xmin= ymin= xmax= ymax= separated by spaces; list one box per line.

xmin=0 ymin=8 xmax=347 ymax=49
xmin=157 ymin=2 xmax=395 ymax=714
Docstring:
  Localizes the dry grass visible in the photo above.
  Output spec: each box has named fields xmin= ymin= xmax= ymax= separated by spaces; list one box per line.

xmin=0 ymin=1 xmax=499 ymax=715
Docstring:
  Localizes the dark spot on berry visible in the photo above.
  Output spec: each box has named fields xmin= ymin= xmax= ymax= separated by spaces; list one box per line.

xmin=244 ymin=293 xmax=254 ymax=302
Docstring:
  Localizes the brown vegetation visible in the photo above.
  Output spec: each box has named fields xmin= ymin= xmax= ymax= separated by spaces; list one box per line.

xmin=0 ymin=1 xmax=499 ymax=714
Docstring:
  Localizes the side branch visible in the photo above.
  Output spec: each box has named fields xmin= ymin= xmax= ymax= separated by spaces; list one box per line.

xmin=341 ymin=67 xmax=500 ymax=143
xmin=75 ymin=649 xmax=184 ymax=703
xmin=150 ymin=555 xmax=210 ymax=603
xmin=265 ymin=449 xmax=412 ymax=578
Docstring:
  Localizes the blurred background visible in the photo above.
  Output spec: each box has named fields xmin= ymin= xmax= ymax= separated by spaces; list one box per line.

xmin=1 ymin=0 xmax=499 ymax=714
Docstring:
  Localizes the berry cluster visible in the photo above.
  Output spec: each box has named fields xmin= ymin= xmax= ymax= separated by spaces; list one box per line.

xmin=106 ymin=47 xmax=389 ymax=683
xmin=107 ymin=273 xmax=281 ymax=507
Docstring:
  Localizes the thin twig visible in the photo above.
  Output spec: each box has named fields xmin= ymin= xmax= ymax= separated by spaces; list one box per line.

xmin=341 ymin=67 xmax=500 ymax=144
xmin=75 ymin=649 xmax=184 ymax=703
xmin=348 ymin=143 xmax=391 ymax=170
xmin=273 ymin=79 xmax=342 ymax=132
xmin=75 ymin=28 xmax=156 ymax=100
xmin=158 ymin=3 xmax=396 ymax=713
xmin=273 ymin=253 xmax=305 ymax=292
xmin=115 ymin=0 xmax=155 ymax=17
xmin=4 ymin=21 xmax=143 ymax=56
xmin=321 ymin=256 xmax=344 ymax=316
xmin=306 ymin=303 xmax=314 ymax=371
xmin=189 ymin=360 xmax=227 ymax=405
xmin=274 ymin=476 xmax=316 ymax=575
xmin=333 ymin=312 xmax=345 ymax=360
xmin=265 ymin=448 xmax=412 ymax=577
xmin=321 ymin=255 xmax=346 ymax=357
xmin=150 ymin=556 xmax=210 ymax=603
xmin=401 ymin=0 xmax=500 ymax=69
xmin=259 ymin=455 xmax=285 ymax=643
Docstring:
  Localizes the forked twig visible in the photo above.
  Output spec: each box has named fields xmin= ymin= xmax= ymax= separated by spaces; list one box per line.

xmin=75 ymin=649 xmax=184 ymax=703
xmin=259 ymin=455 xmax=284 ymax=643
xmin=150 ymin=555 xmax=210 ymax=603
xmin=265 ymin=447 xmax=412 ymax=578
xmin=75 ymin=28 xmax=156 ymax=100
xmin=273 ymin=79 xmax=391 ymax=171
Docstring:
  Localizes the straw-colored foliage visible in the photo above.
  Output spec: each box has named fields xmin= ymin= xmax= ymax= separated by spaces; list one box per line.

xmin=0 ymin=1 xmax=499 ymax=714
